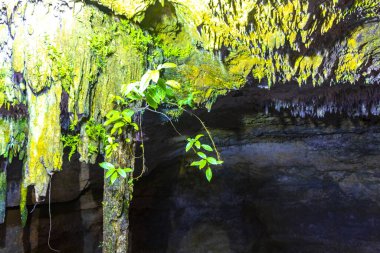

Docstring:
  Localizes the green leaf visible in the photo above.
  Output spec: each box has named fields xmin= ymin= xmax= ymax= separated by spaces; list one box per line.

xmin=207 ymin=157 xmax=218 ymax=165
xmin=151 ymin=70 xmax=160 ymax=83
xmin=106 ymin=110 xmax=121 ymax=119
xmin=105 ymin=148 xmax=112 ymax=158
xmin=165 ymin=86 xmax=174 ymax=97
xmin=155 ymin=85 xmax=166 ymax=101
xmin=147 ymin=88 xmax=162 ymax=104
xmin=105 ymin=168 xmax=115 ymax=178
xmin=197 ymin=152 xmax=207 ymax=159
xmin=190 ymin=160 xmax=201 ymax=166
xmin=122 ymin=109 xmax=134 ymax=122
xmin=160 ymin=62 xmax=177 ymax=69
xmin=130 ymin=123 xmax=139 ymax=131
xmin=111 ymin=143 xmax=119 ymax=151
xmin=117 ymin=168 xmax=127 ymax=178
xmin=104 ymin=111 xmax=122 ymax=126
xmin=194 ymin=141 xmax=201 ymax=149
xmin=201 ymin=144 xmax=213 ymax=151
xmin=205 ymin=167 xmax=213 ymax=182
xmin=166 ymin=80 xmax=181 ymax=89
xmin=99 ymin=162 xmax=115 ymax=170
xmin=186 ymin=141 xmax=194 ymax=152
xmin=199 ymin=159 xmax=207 ymax=169
xmin=195 ymin=134 xmax=204 ymax=140
xmin=123 ymin=168 xmax=133 ymax=173
xmin=112 ymin=122 xmax=125 ymax=134
xmin=139 ymin=70 xmax=152 ymax=93
xmin=110 ymin=172 xmax=118 ymax=185
xmin=146 ymin=93 xmax=158 ymax=109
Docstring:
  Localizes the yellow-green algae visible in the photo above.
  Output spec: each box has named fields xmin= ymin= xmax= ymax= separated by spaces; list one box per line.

xmin=20 ymin=171 xmax=28 ymax=227
xmin=96 ymin=0 xmax=155 ymax=21
xmin=24 ymin=82 xmax=63 ymax=200
xmin=97 ymin=0 xmax=380 ymax=88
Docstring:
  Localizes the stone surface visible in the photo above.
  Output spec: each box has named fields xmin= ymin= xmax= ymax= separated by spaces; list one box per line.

xmin=2 ymin=85 xmax=380 ymax=252
xmin=0 ymin=154 xmax=103 ymax=253
xmin=129 ymin=85 xmax=380 ymax=253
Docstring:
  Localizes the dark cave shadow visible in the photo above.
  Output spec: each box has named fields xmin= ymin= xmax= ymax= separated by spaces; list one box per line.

xmin=0 ymin=159 xmax=6 ymax=248
xmin=0 ymin=221 xmax=5 ymax=248
xmin=129 ymin=82 xmax=380 ymax=253
xmin=33 ymin=153 xmax=84 ymax=253
xmin=129 ymin=158 xmax=181 ymax=253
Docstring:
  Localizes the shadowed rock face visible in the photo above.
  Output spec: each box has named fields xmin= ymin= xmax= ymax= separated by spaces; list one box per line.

xmin=130 ymin=86 xmax=380 ymax=253
xmin=2 ymin=85 xmax=380 ymax=252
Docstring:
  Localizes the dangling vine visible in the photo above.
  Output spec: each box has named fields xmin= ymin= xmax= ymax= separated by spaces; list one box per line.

xmin=98 ymin=62 xmax=224 ymax=184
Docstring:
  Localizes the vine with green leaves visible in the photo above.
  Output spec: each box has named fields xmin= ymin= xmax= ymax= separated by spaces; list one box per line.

xmin=60 ymin=62 xmax=223 ymax=187
xmin=97 ymin=62 xmax=223 ymax=184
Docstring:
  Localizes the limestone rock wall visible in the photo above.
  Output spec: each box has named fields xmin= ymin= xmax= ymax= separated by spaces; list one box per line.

xmin=0 ymin=0 xmax=380 ymax=227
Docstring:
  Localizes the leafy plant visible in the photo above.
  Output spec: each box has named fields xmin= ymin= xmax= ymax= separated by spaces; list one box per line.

xmin=186 ymin=134 xmax=223 ymax=181
xmin=104 ymin=136 xmax=119 ymax=158
xmin=47 ymin=43 xmax=75 ymax=94
xmin=85 ymin=118 xmax=107 ymax=143
xmin=99 ymin=162 xmax=133 ymax=185
xmin=100 ymin=63 xmax=223 ymax=183
xmin=61 ymin=134 xmax=81 ymax=161
xmin=104 ymin=108 xmax=139 ymax=136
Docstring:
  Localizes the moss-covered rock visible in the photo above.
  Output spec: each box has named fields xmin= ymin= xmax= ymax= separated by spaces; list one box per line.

xmin=1 ymin=0 xmax=380 ymax=236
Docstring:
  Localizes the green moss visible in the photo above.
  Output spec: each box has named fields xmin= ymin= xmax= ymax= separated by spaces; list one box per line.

xmin=20 ymin=173 xmax=28 ymax=227
xmin=12 ymin=34 xmax=25 ymax=73
xmin=61 ymin=134 xmax=81 ymax=161
xmin=0 ymin=68 xmax=7 ymax=107
xmin=0 ymin=171 xmax=6 ymax=223
xmin=96 ymin=0 xmax=155 ymax=21
xmin=0 ymin=118 xmax=27 ymax=162
xmin=47 ymin=43 xmax=75 ymax=94
xmin=25 ymin=83 xmax=63 ymax=200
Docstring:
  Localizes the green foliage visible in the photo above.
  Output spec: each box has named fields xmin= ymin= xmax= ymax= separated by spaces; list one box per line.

xmin=101 ymin=63 xmax=223 ymax=182
xmin=47 ymin=43 xmax=74 ymax=93
xmin=154 ymin=34 xmax=192 ymax=59
xmin=100 ymin=161 xmax=132 ymax=185
xmin=61 ymin=134 xmax=81 ymax=161
xmin=85 ymin=118 xmax=107 ymax=157
xmin=3 ymin=129 xmax=26 ymax=163
xmin=121 ymin=62 xmax=181 ymax=110
xmin=86 ymin=118 xmax=107 ymax=142
xmin=104 ymin=108 xmax=138 ymax=136
xmin=186 ymin=134 xmax=223 ymax=181
xmin=115 ymin=20 xmax=153 ymax=52
xmin=104 ymin=136 xmax=119 ymax=158
xmin=89 ymin=30 xmax=115 ymax=71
